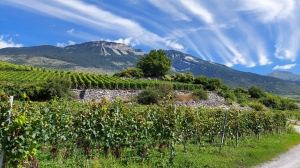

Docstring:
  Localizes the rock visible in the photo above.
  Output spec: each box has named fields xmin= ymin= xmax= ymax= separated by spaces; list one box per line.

xmin=72 ymin=89 xmax=250 ymax=110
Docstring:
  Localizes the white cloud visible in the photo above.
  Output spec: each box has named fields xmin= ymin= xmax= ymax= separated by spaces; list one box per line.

xmin=238 ymin=0 xmax=295 ymax=22
xmin=6 ymin=0 xmax=166 ymax=49
xmin=147 ymin=0 xmax=190 ymax=21
xmin=56 ymin=42 xmax=66 ymax=47
xmin=258 ymin=54 xmax=272 ymax=66
xmin=165 ymin=40 xmax=184 ymax=50
xmin=274 ymin=25 xmax=300 ymax=61
xmin=225 ymin=62 xmax=234 ymax=67
xmin=4 ymin=0 xmax=300 ymax=71
xmin=257 ymin=46 xmax=272 ymax=65
xmin=180 ymin=0 xmax=214 ymax=24
xmin=114 ymin=37 xmax=132 ymax=45
xmin=67 ymin=28 xmax=74 ymax=34
xmin=273 ymin=64 xmax=296 ymax=70
xmin=0 ymin=35 xmax=23 ymax=49
xmin=68 ymin=40 xmax=75 ymax=45
xmin=113 ymin=37 xmax=140 ymax=47
xmin=57 ymin=40 xmax=76 ymax=47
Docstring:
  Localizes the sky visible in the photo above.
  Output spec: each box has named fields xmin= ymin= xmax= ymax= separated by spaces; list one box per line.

xmin=0 ymin=0 xmax=300 ymax=75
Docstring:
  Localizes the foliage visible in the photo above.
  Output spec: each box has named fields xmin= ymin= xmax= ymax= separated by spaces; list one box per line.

xmin=249 ymin=102 xmax=265 ymax=111
xmin=40 ymin=77 xmax=76 ymax=100
xmin=162 ymin=74 xmax=172 ymax=81
xmin=113 ymin=68 xmax=144 ymax=78
xmin=171 ymin=72 xmax=194 ymax=83
xmin=0 ymin=96 xmax=39 ymax=167
xmin=136 ymin=49 xmax=172 ymax=77
xmin=248 ymin=86 xmax=266 ymax=98
xmin=259 ymin=94 xmax=282 ymax=109
xmin=192 ymin=88 xmax=208 ymax=100
xmin=156 ymin=84 xmax=175 ymax=99
xmin=280 ymin=98 xmax=299 ymax=110
xmin=193 ymin=75 xmax=209 ymax=86
xmin=0 ymin=91 xmax=290 ymax=167
xmin=0 ymin=62 xmax=203 ymax=93
xmin=234 ymin=87 xmax=248 ymax=104
xmin=137 ymin=89 xmax=159 ymax=104
xmin=206 ymin=78 xmax=225 ymax=91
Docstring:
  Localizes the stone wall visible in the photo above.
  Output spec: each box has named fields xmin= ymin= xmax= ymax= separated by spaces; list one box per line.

xmin=72 ymin=89 xmax=250 ymax=110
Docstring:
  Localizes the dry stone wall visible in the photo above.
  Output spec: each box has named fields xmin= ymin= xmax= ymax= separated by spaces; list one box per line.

xmin=72 ymin=89 xmax=250 ymax=110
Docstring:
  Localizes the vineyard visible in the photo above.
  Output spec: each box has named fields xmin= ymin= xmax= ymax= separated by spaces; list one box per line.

xmin=0 ymin=93 xmax=288 ymax=167
xmin=0 ymin=62 xmax=202 ymax=91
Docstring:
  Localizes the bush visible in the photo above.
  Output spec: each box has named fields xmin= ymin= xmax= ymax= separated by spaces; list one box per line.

xmin=249 ymin=102 xmax=265 ymax=111
xmin=280 ymin=99 xmax=299 ymax=110
xmin=192 ymin=89 xmax=208 ymax=100
xmin=248 ymin=86 xmax=266 ymax=98
xmin=259 ymin=94 xmax=282 ymax=109
xmin=41 ymin=77 xmax=76 ymax=100
xmin=206 ymin=78 xmax=224 ymax=91
xmin=113 ymin=68 xmax=144 ymax=78
xmin=137 ymin=90 xmax=158 ymax=105
xmin=171 ymin=72 xmax=194 ymax=83
xmin=157 ymin=84 xmax=174 ymax=99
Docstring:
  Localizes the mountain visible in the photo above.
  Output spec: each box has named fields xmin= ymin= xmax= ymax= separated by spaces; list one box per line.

xmin=266 ymin=71 xmax=300 ymax=82
xmin=166 ymin=50 xmax=300 ymax=95
xmin=1 ymin=41 xmax=300 ymax=95
xmin=0 ymin=41 xmax=145 ymax=74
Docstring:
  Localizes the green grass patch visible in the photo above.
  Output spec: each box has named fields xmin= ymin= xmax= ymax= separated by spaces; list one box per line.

xmin=36 ymin=131 xmax=300 ymax=168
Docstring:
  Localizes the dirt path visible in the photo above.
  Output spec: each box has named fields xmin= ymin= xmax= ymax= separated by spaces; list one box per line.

xmin=253 ymin=126 xmax=300 ymax=168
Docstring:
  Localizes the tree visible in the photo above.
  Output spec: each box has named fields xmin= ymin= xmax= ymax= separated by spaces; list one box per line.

xmin=113 ymin=68 xmax=144 ymax=78
xmin=136 ymin=49 xmax=171 ymax=77
xmin=248 ymin=86 xmax=266 ymax=98
xmin=41 ymin=77 xmax=75 ymax=100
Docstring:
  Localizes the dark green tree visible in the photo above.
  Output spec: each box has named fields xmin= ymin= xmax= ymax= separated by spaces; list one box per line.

xmin=248 ymin=86 xmax=266 ymax=98
xmin=136 ymin=49 xmax=171 ymax=77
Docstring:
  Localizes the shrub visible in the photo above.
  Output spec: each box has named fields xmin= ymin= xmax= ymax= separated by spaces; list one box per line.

xmin=249 ymin=102 xmax=265 ymax=111
xmin=157 ymin=84 xmax=174 ymax=99
xmin=259 ymin=94 xmax=282 ymax=109
xmin=162 ymin=75 xmax=172 ymax=81
xmin=41 ymin=77 xmax=76 ymax=100
xmin=192 ymin=89 xmax=208 ymax=100
xmin=137 ymin=89 xmax=158 ymax=105
xmin=113 ymin=68 xmax=144 ymax=78
xmin=280 ymin=98 xmax=299 ymax=110
xmin=248 ymin=86 xmax=266 ymax=98
xmin=206 ymin=78 xmax=224 ymax=91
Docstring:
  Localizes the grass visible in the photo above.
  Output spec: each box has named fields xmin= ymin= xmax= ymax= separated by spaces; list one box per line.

xmin=36 ymin=129 xmax=300 ymax=168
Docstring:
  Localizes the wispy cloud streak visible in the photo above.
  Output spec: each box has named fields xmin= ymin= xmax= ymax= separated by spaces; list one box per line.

xmin=2 ymin=0 xmax=300 ymax=72
xmin=0 ymin=35 xmax=23 ymax=49
xmin=273 ymin=64 xmax=296 ymax=70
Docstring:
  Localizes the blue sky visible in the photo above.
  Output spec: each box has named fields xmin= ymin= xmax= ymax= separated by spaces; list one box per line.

xmin=1 ymin=0 xmax=299 ymax=75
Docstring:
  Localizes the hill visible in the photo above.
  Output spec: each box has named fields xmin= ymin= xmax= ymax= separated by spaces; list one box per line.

xmin=266 ymin=71 xmax=300 ymax=82
xmin=166 ymin=50 xmax=300 ymax=95
xmin=0 ymin=41 xmax=145 ymax=74
xmin=1 ymin=41 xmax=300 ymax=95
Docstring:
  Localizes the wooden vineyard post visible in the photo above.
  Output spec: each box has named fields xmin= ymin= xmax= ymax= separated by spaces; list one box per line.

xmin=219 ymin=110 xmax=228 ymax=153
xmin=236 ymin=111 xmax=239 ymax=147
xmin=0 ymin=96 xmax=13 ymax=168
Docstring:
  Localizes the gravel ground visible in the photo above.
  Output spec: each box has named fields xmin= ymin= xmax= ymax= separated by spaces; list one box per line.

xmin=253 ymin=126 xmax=300 ymax=168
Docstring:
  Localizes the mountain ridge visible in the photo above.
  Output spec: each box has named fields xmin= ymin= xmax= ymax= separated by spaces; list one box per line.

xmin=266 ymin=71 xmax=300 ymax=81
xmin=1 ymin=41 xmax=300 ymax=95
